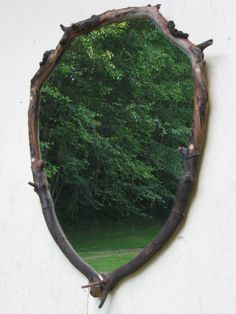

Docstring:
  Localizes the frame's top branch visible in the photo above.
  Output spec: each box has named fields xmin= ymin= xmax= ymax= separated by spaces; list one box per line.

xmin=60 ymin=4 xmax=161 ymax=34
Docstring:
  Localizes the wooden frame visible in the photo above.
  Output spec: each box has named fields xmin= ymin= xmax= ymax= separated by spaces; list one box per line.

xmin=28 ymin=4 xmax=212 ymax=308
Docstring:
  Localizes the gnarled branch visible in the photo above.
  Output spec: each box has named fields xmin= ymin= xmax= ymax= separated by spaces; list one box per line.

xmin=28 ymin=4 xmax=212 ymax=308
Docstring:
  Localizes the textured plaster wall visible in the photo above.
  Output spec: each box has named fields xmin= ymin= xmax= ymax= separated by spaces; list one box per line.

xmin=0 ymin=0 xmax=236 ymax=313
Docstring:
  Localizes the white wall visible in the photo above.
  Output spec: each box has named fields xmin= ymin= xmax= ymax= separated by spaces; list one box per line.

xmin=0 ymin=0 xmax=236 ymax=313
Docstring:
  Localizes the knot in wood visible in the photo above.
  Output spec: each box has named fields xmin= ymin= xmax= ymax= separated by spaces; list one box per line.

xmin=90 ymin=284 xmax=104 ymax=298
xmin=167 ymin=21 xmax=189 ymax=39
xmin=39 ymin=50 xmax=55 ymax=67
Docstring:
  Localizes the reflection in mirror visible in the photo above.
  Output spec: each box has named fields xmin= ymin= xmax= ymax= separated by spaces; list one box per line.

xmin=40 ymin=19 xmax=194 ymax=272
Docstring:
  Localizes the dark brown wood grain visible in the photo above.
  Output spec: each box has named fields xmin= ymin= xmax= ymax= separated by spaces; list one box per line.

xmin=28 ymin=4 xmax=212 ymax=308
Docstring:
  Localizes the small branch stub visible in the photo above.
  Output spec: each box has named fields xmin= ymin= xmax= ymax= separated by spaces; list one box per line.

xmin=197 ymin=39 xmax=213 ymax=51
xmin=28 ymin=4 xmax=211 ymax=308
xmin=60 ymin=24 xmax=67 ymax=32
xmin=28 ymin=181 xmax=37 ymax=189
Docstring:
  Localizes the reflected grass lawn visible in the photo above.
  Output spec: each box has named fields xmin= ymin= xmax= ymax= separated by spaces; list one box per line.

xmin=63 ymin=218 xmax=163 ymax=272
xmin=82 ymin=249 xmax=141 ymax=272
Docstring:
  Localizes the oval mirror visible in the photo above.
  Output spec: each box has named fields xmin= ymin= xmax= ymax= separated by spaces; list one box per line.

xmin=28 ymin=5 xmax=212 ymax=308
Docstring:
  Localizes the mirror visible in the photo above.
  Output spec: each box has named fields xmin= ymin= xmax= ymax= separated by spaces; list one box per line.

xmin=28 ymin=4 xmax=211 ymax=308
xmin=39 ymin=19 xmax=194 ymax=272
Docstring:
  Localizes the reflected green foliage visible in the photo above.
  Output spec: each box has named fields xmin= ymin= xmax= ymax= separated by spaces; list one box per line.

xmin=40 ymin=19 xmax=194 ymax=224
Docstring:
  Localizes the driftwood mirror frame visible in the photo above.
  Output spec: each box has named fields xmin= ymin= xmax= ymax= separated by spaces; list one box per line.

xmin=28 ymin=4 xmax=212 ymax=308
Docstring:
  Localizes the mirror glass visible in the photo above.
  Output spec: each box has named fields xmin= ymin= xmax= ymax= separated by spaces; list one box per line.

xmin=40 ymin=19 xmax=194 ymax=272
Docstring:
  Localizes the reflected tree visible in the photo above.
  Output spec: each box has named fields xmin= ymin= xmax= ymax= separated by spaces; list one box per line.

xmin=40 ymin=19 xmax=194 ymax=224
